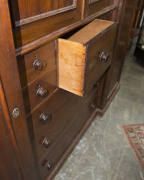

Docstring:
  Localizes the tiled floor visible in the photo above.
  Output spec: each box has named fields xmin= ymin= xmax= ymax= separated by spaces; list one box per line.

xmin=54 ymin=44 xmax=144 ymax=180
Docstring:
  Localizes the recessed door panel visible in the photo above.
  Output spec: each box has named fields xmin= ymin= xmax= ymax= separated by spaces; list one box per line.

xmin=84 ymin=0 xmax=113 ymax=18
xmin=9 ymin=0 xmax=83 ymax=48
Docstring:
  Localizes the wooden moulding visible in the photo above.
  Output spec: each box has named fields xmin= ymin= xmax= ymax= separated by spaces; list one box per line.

xmin=15 ymin=5 xmax=77 ymax=27
xmin=15 ymin=4 xmax=118 ymax=56
xmin=58 ymin=19 xmax=115 ymax=97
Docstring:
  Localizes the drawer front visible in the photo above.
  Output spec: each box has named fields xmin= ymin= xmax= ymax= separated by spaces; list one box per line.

xmin=84 ymin=0 xmax=113 ymax=18
xmin=28 ymin=79 xmax=100 ymax=159
xmin=38 ymin=74 xmax=106 ymax=179
xmin=58 ymin=20 xmax=117 ymax=97
xmin=36 ymin=87 xmax=100 ymax=179
xmin=85 ymin=24 xmax=117 ymax=92
xmin=22 ymin=67 xmax=57 ymax=113
xmin=10 ymin=0 xmax=83 ymax=47
xmin=29 ymin=90 xmax=82 ymax=162
xmin=18 ymin=41 xmax=56 ymax=87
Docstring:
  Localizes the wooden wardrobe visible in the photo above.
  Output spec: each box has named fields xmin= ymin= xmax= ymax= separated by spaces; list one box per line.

xmin=0 ymin=0 xmax=138 ymax=179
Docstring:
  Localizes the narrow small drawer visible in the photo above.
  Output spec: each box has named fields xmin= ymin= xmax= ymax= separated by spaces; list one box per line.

xmin=58 ymin=19 xmax=117 ymax=96
xmin=18 ymin=41 xmax=56 ymax=87
xmin=22 ymin=67 xmax=57 ymax=113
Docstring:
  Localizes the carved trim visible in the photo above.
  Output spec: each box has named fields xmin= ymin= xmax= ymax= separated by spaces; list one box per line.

xmin=89 ymin=0 xmax=101 ymax=4
xmin=15 ymin=2 xmax=77 ymax=27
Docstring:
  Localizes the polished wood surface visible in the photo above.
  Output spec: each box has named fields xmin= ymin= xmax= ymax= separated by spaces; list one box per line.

xmin=38 ymin=81 xmax=103 ymax=179
xmin=11 ymin=0 xmax=75 ymax=22
xmin=0 ymin=0 xmax=137 ymax=179
xmin=0 ymin=1 xmax=37 ymax=179
xmin=18 ymin=40 xmax=56 ymax=87
xmin=26 ymin=74 xmax=104 ymax=179
xmin=107 ymin=0 xmax=138 ymax=97
xmin=15 ymin=4 xmax=118 ymax=56
xmin=85 ymin=22 xmax=117 ymax=92
xmin=10 ymin=0 xmax=84 ymax=47
xmin=22 ymin=67 xmax=57 ymax=113
xmin=84 ymin=0 xmax=113 ymax=17
xmin=99 ymin=0 xmax=124 ymax=107
xmin=0 ymin=79 xmax=22 ymax=180
xmin=58 ymin=19 xmax=117 ymax=96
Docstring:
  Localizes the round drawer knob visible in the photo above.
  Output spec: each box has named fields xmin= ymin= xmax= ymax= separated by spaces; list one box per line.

xmin=40 ymin=113 xmax=52 ymax=124
xmin=42 ymin=137 xmax=51 ymax=148
xmin=93 ymin=82 xmax=99 ymax=90
xmin=33 ymin=59 xmax=45 ymax=71
xmin=100 ymin=52 xmax=110 ymax=63
xmin=37 ymin=87 xmax=49 ymax=98
xmin=42 ymin=160 xmax=52 ymax=171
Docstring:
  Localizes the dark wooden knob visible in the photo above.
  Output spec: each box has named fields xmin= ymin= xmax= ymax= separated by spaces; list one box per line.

xmin=37 ymin=87 xmax=49 ymax=98
xmin=42 ymin=137 xmax=51 ymax=148
xmin=33 ymin=59 xmax=45 ymax=71
xmin=40 ymin=113 xmax=52 ymax=124
xmin=93 ymin=82 xmax=99 ymax=90
xmin=100 ymin=52 xmax=110 ymax=63
xmin=41 ymin=160 xmax=52 ymax=171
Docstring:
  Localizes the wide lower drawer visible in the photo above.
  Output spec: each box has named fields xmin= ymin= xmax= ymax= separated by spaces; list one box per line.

xmin=18 ymin=41 xmax=56 ymax=87
xmin=27 ymin=72 xmax=106 ymax=180
xmin=22 ymin=67 xmax=57 ymax=113
xmin=39 ymin=103 xmax=92 ymax=180
xmin=58 ymin=19 xmax=117 ymax=96
xmin=26 ymin=71 xmax=105 ymax=179
xmin=29 ymin=86 xmax=97 ymax=162
xmin=37 ymin=87 xmax=100 ymax=179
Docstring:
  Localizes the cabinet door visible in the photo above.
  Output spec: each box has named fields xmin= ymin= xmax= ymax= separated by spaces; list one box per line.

xmin=9 ymin=0 xmax=83 ymax=47
xmin=84 ymin=0 xmax=113 ymax=18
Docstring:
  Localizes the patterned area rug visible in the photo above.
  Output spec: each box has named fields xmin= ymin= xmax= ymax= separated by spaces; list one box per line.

xmin=122 ymin=124 xmax=144 ymax=169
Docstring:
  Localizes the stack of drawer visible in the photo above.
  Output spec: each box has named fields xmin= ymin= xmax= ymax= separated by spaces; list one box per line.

xmin=33 ymin=88 xmax=99 ymax=179
xmin=17 ymin=41 xmax=64 ymax=178
xmin=18 ymin=49 xmax=99 ymax=179
xmin=17 ymin=19 xmax=117 ymax=179
xmin=18 ymin=41 xmax=57 ymax=114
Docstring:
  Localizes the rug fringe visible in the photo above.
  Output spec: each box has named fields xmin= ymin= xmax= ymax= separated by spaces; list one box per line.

xmin=122 ymin=125 xmax=144 ymax=170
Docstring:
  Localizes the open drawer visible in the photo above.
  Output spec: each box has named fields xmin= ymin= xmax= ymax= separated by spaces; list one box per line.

xmin=58 ymin=19 xmax=117 ymax=96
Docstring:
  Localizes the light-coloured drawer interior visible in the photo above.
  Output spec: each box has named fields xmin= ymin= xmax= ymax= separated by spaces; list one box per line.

xmin=58 ymin=19 xmax=117 ymax=96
